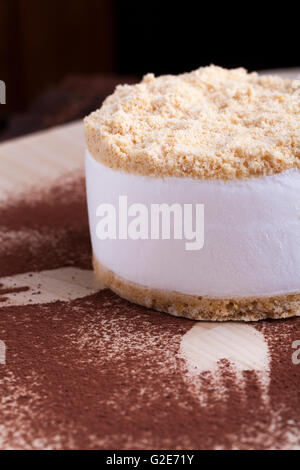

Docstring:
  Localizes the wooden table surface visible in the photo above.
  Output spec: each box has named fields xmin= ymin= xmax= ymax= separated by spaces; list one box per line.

xmin=0 ymin=69 xmax=299 ymax=450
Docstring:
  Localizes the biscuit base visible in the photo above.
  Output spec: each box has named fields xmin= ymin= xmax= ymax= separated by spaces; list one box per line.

xmin=93 ymin=257 xmax=300 ymax=321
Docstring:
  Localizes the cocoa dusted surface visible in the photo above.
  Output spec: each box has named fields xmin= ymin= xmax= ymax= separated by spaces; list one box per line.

xmin=0 ymin=177 xmax=299 ymax=449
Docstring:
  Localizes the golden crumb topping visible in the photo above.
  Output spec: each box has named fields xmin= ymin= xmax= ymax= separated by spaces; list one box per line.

xmin=84 ymin=65 xmax=300 ymax=179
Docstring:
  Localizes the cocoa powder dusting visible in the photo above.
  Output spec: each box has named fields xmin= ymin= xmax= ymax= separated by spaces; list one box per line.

xmin=0 ymin=173 xmax=91 ymax=277
xmin=0 ymin=175 xmax=299 ymax=449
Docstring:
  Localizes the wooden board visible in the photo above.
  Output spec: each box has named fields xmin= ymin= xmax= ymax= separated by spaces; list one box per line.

xmin=0 ymin=121 xmax=84 ymax=199
xmin=0 ymin=69 xmax=299 ymax=450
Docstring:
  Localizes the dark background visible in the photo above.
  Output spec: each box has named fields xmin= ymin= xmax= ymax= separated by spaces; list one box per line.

xmin=0 ymin=0 xmax=298 ymax=135
xmin=116 ymin=2 xmax=299 ymax=76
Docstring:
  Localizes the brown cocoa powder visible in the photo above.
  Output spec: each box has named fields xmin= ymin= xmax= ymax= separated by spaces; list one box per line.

xmin=0 ymin=174 xmax=91 ymax=277
xmin=0 ymin=175 xmax=299 ymax=450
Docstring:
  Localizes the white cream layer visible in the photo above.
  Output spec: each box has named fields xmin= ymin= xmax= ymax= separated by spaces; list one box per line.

xmin=85 ymin=150 xmax=300 ymax=298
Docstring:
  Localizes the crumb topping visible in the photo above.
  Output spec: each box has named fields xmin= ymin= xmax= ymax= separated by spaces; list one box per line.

xmin=85 ymin=65 xmax=300 ymax=179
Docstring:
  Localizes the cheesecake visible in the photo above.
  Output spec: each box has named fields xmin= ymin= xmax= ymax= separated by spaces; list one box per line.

xmin=84 ymin=66 xmax=300 ymax=321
